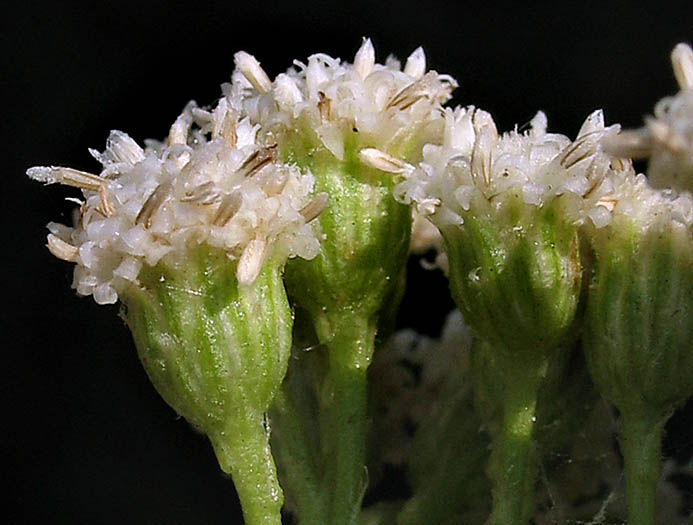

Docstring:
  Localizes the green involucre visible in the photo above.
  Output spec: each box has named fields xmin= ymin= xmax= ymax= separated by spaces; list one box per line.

xmin=584 ymin=218 xmax=693 ymax=417
xmin=440 ymin=191 xmax=582 ymax=360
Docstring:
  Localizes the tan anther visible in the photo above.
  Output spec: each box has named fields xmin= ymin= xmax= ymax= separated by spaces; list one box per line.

xmin=220 ymin=110 xmax=238 ymax=148
xmin=213 ymin=192 xmax=243 ymax=226
xmin=47 ymin=233 xmax=79 ymax=262
xmin=240 ymin=145 xmax=277 ymax=177
xmin=318 ymin=91 xmax=332 ymax=121
xmin=299 ymin=192 xmax=329 ymax=222
xmin=136 ymin=182 xmax=173 ymax=227
xmin=98 ymin=184 xmax=114 ymax=217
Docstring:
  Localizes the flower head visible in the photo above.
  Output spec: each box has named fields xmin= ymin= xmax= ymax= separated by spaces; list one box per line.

xmin=394 ymin=106 xmax=623 ymax=227
xmin=28 ymin=97 xmax=324 ymax=304
xmin=233 ymin=38 xmax=457 ymax=160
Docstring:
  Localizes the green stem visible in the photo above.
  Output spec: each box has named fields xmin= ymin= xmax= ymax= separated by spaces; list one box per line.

xmin=488 ymin=370 xmax=541 ymax=525
xmin=210 ymin=413 xmax=283 ymax=525
xmin=271 ymin=387 xmax=328 ymax=524
xmin=320 ymin=314 xmax=376 ymax=525
xmin=620 ymin=410 xmax=666 ymax=525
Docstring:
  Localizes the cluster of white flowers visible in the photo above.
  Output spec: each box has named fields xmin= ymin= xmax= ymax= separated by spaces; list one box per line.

xmin=393 ymin=105 xmax=628 ymax=228
xmin=28 ymin=99 xmax=323 ymax=304
xmin=233 ymin=38 xmax=457 ymax=160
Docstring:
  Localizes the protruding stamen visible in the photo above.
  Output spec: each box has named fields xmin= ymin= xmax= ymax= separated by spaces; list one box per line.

xmin=299 ymin=192 xmax=329 ymax=222
xmin=47 ymin=233 xmax=79 ymax=262
xmin=318 ymin=91 xmax=332 ymax=121
xmin=353 ymin=37 xmax=375 ymax=79
xmin=168 ymin=105 xmax=194 ymax=146
xmin=27 ymin=166 xmax=105 ymax=192
xmin=234 ymin=51 xmax=272 ymax=94
xmin=672 ymin=43 xmax=693 ymax=90
xmin=359 ymin=148 xmax=414 ymax=175
xmin=404 ymin=47 xmax=426 ymax=79
xmin=602 ymin=130 xmax=652 ymax=159
xmin=220 ymin=110 xmax=238 ymax=148
xmin=237 ymin=238 xmax=268 ymax=285
xmin=136 ymin=182 xmax=172 ymax=227
xmin=99 ymin=184 xmax=114 ymax=217
xmin=213 ymin=192 xmax=243 ymax=226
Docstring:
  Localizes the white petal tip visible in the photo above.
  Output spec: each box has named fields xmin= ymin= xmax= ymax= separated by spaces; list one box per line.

xmin=672 ymin=43 xmax=693 ymax=89
xmin=234 ymin=51 xmax=272 ymax=94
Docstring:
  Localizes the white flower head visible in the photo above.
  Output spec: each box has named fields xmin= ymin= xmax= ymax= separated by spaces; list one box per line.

xmin=394 ymin=105 xmax=623 ymax=227
xmin=232 ymin=38 xmax=457 ymax=159
xmin=602 ymin=42 xmax=693 ymax=192
xmin=28 ymin=99 xmax=323 ymax=304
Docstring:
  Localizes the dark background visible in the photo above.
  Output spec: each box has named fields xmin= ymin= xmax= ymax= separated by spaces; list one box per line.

xmin=2 ymin=1 xmax=692 ymax=523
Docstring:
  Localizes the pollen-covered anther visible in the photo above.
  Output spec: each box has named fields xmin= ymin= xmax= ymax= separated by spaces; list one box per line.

xmin=359 ymin=148 xmax=414 ymax=175
xmin=672 ymin=43 xmax=693 ymax=90
xmin=136 ymin=182 xmax=173 ymax=227
xmin=27 ymin=166 xmax=105 ymax=192
xmin=646 ymin=117 xmax=688 ymax=154
xmin=46 ymin=233 xmax=79 ymax=262
xmin=236 ymin=237 xmax=268 ymax=285
xmin=213 ymin=192 xmax=243 ymax=226
xmin=299 ymin=192 xmax=329 ymax=222
xmin=234 ymin=51 xmax=272 ymax=94
xmin=318 ymin=91 xmax=332 ymax=121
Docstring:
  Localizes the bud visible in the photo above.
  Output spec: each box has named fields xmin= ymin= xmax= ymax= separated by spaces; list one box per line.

xmin=27 ymin=91 xmax=322 ymax=524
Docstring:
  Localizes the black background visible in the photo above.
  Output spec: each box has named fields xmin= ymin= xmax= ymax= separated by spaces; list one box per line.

xmin=3 ymin=1 xmax=692 ymax=523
